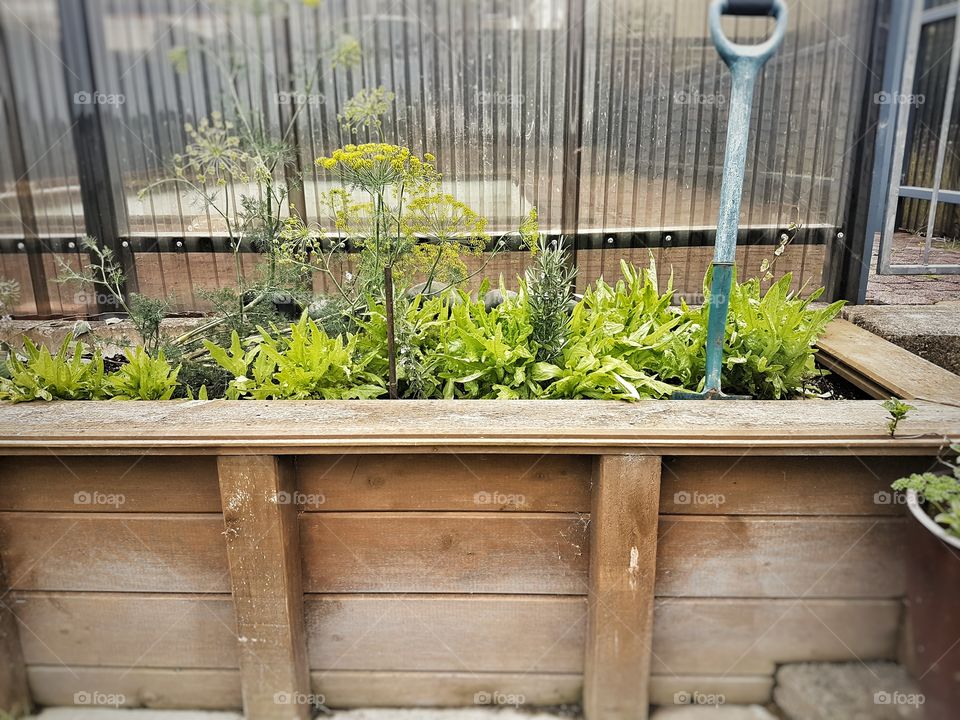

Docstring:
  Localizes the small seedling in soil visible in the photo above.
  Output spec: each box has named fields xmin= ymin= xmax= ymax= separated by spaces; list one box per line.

xmin=882 ymin=397 xmax=915 ymax=437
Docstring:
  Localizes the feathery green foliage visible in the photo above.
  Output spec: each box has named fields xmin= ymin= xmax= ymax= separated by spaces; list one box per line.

xmin=893 ymin=446 xmax=960 ymax=540
xmin=526 ymin=237 xmax=576 ymax=364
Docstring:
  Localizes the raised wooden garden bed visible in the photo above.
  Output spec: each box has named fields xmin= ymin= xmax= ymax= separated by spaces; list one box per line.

xmin=1 ymin=320 xmax=959 ymax=720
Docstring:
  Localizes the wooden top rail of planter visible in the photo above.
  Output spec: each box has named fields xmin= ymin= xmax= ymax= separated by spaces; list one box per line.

xmin=0 ymin=397 xmax=957 ymax=455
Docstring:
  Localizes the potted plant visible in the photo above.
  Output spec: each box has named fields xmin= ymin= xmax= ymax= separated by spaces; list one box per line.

xmin=892 ymin=449 xmax=960 ymax=720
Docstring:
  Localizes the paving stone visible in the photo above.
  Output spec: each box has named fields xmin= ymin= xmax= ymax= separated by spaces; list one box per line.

xmin=774 ymin=662 xmax=924 ymax=720
xmin=650 ymin=705 xmax=778 ymax=720
xmin=864 ymin=232 xmax=960 ymax=306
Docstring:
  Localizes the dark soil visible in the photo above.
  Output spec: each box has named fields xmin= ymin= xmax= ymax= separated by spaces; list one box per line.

xmin=805 ymin=367 xmax=870 ymax=400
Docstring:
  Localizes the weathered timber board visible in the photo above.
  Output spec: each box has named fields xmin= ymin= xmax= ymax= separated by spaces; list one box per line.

xmin=217 ymin=455 xmax=310 ymax=720
xmin=295 ymin=454 xmax=592 ymax=512
xmin=24 ymin=667 xmax=778 ymax=709
xmin=0 ymin=513 xmax=229 ymax=592
xmin=0 ymin=399 xmax=956 ymax=454
xmin=299 ymin=513 xmax=590 ymax=594
xmin=648 ymin=675 xmax=774 ymax=706
xmin=24 ymin=667 xmax=581 ymax=710
xmin=655 ymin=516 xmax=905 ymax=598
xmin=583 ymin=455 xmax=660 ymax=719
xmin=304 ymin=595 xmax=587 ymax=673
xmin=10 ymin=593 xmax=899 ymax=679
xmin=0 ymin=553 xmax=30 ymax=716
xmin=310 ymin=671 xmax=580 ymax=708
xmin=0 ymin=513 xmax=902 ymax=598
xmin=817 ymin=319 xmax=960 ymax=404
xmin=660 ymin=456 xmax=927 ymax=515
xmin=0 ymin=457 xmax=221 ymax=512
xmin=10 ymin=592 xmax=238 ymax=668
xmin=651 ymin=598 xmax=900 ymax=675
xmin=26 ymin=667 xmax=242 ymax=710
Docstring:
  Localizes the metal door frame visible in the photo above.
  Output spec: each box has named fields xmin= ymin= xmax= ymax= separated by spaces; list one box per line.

xmin=877 ymin=0 xmax=960 ymax=275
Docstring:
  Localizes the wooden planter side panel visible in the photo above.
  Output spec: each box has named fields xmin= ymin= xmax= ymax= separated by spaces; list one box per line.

xmin=296 ymin=454 xmax=593 ymax=512
xmin=0 ymin=456 xmax=238 ymax=717
xmin=649 ymin=454 xmax=928 ymax=706
xmin=299 ymin=453 xmax=596 ymax=712
xmin=1 ymin=451 xmax=930 ymax=715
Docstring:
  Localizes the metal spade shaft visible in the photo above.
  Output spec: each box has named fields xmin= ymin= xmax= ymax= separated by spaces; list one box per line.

xmin=674 ymin=0 xmax=788 ymax=399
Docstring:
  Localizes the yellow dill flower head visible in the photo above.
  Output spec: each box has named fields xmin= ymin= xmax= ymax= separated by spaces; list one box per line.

xmin=314 ymin=143 xmax=440 ymax=192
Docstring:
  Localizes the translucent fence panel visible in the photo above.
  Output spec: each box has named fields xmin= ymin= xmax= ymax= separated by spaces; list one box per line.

xmin=577 ymin=0 xmax=876 ymax=289
xmin=0 ymin=0 xmax=882 ymax=315
xmin=0 ymin=0 xmax=89 ymax=316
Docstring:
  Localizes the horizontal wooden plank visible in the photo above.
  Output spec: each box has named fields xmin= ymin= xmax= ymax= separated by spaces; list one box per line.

xmin=2 ymin=512 xmax=903 ymax=599
xmin=11 ymin=592 xmax=238 ymax=668
xmin=652 ymin=598 xmax=900 ymax=675
xmin=24 ymin=666 xmax=778 ymax=709
xmin=296 ymin=454 xmax=591 ymax=512
xmin=27 ymin=667 xmax=242 ymax=709
xmin=0 ymin=513 xmax=229 ymax=592
xmin=648 ymin=675 xmax=773 ymax=706
xmin=817 ymin=318 xmax=960 ymax=404
xmin=0 ymin=456 xmax=221 ymax=512
xmin=25 ymin=667 xmax=579 ymax=709
xmin=660 ymin=456 xmax=927 ymax=515
xmin=300 ymin=513 xmax=589 ymax=594
xmin=311 ymin=670 xmax=580 ymax=708
xmin=655 ymin=516 xmax=905 ymax=598
xmin=304 ymin=595 xmax=587 ymax=673
xmin=0 ymin=398 xmax=956 ymax=454
xmin=12 ymin=593 xmax=899 ymax=683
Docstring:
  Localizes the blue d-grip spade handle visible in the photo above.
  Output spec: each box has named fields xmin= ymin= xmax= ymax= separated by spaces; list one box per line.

xmin=676 ymin=0 xmax=787 ymax=399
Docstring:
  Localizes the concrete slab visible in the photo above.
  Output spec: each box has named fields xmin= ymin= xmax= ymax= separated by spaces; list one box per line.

xmin=843 ymin=303 xmax=960 ymax=375
xmin=650 ymin=706 xmax=777 ymax=719
xmin=774 ymin=662 xmax=924 ymax=720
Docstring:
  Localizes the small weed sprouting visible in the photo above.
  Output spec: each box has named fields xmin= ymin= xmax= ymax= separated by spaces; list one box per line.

xmin=882 ymin=397 xmax=915 ymax=437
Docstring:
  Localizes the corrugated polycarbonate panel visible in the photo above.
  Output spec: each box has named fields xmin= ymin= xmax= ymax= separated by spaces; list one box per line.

xmin=0 ymin=0 xmax=881 ymax=311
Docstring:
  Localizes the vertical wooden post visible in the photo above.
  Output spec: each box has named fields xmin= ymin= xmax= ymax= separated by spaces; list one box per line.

xmin=583 ymin=454 xmax=661 ymax=720
xmin=0 ymin=555 xmax=31 ymax=717
xmin=218 ymin=456 xmax=310 ymax=720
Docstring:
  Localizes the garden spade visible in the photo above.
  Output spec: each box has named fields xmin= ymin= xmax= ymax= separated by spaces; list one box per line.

xmin=674 ymin=0 xmax=788 ymax=400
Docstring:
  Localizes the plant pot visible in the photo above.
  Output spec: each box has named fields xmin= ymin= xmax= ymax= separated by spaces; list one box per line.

xmin=903 ymin=489 xmax=960 ymax=719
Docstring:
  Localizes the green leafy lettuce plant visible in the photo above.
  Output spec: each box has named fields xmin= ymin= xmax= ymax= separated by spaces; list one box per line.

xmin=436 ymin=288 xmax=540 ymax=400
xmin=204 ymin=317 xmax=385 ymax=400
xmin=532 ymin=259 xmax=686 ymax=400
xmin=688 ymin=272 xmax=844 ymax=399
xmin=0 ymin=336 xmax=105 ymax=402
xmin=104 ymin=347 xmax=181 ymax=400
